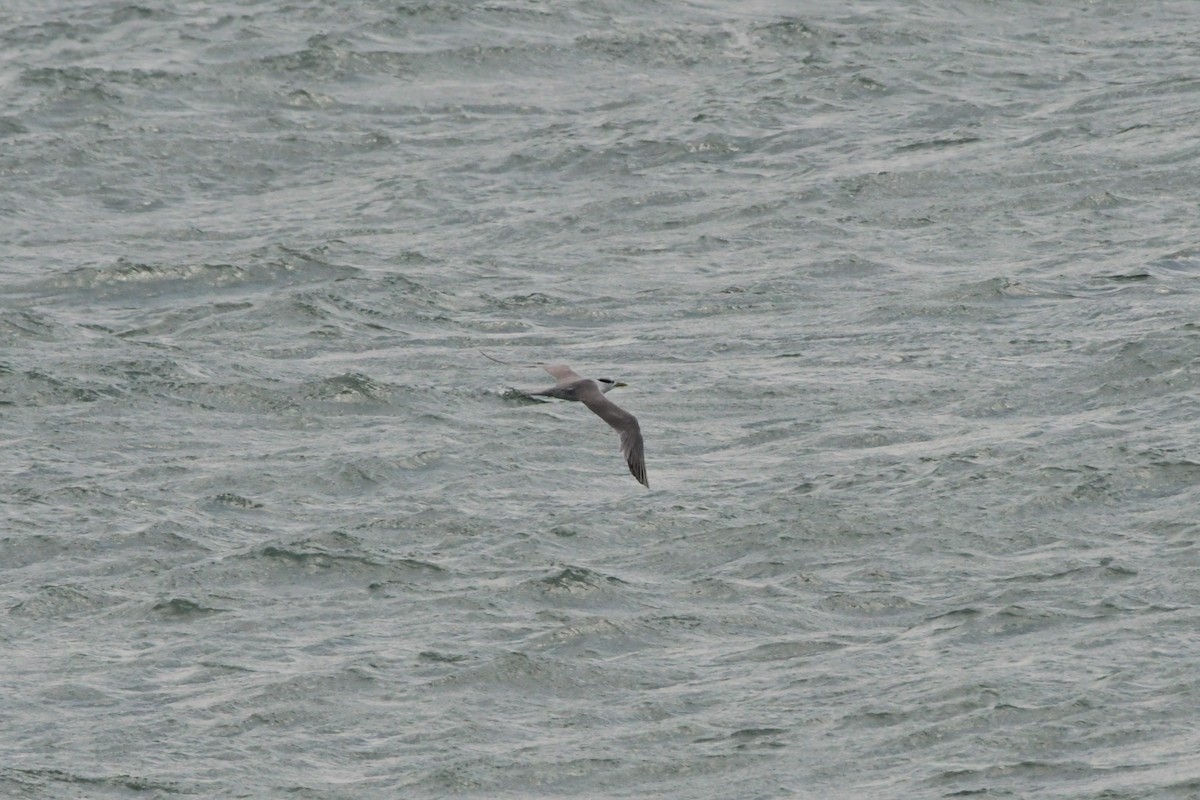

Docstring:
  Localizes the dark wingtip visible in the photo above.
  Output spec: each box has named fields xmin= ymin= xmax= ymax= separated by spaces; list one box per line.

xmin=630 ymin=463 xmax=649 ymax=488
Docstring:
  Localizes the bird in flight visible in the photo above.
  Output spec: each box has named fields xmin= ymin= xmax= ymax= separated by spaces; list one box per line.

xmin=484 ymin=352 xmax=648 ymax=488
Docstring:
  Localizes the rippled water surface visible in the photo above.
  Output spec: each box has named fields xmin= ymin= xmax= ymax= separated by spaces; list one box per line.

xmin=4 ymin=2 xmax=1200 ymax=798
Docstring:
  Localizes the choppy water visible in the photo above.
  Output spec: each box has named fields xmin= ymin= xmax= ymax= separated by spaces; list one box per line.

xmin=4 ymin=1 xmax=1200 ymax=798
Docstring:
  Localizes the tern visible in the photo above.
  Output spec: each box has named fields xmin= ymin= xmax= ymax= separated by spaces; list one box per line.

xmin=484 ymin=352 xmax=648 ymax=487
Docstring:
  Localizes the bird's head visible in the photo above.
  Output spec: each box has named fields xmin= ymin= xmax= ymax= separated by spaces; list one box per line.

xmin=596 ymin=378 xmax=627 ymax=394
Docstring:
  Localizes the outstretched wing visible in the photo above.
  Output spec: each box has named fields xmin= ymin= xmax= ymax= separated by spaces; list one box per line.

xmin=542 ymin=364 xmax=584 ymax=385
xmin=577 ymin=382 xmax=648 ymax=488
xmin=481 ymin=352 xmax=584 ymax=387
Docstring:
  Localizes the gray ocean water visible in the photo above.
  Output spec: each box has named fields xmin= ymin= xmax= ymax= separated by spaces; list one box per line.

xmin=4 ymin=1 xmax=1200 ymax=798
